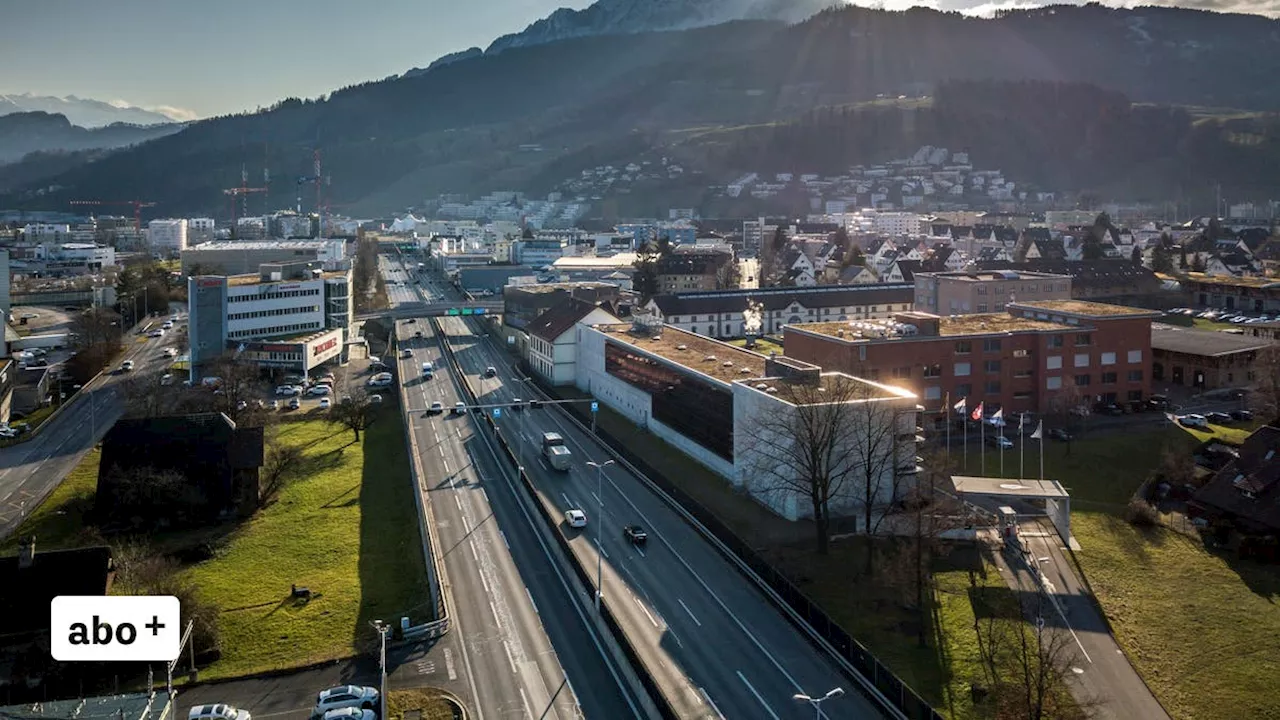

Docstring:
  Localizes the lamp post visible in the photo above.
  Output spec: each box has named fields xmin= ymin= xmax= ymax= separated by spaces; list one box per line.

xmin=586 ymin=459 xmax=614 ymax=613
xmin=371 ymin=620 xmax=389 ymax=720
xmin=793 ymin=687 xmax=844 ymax=719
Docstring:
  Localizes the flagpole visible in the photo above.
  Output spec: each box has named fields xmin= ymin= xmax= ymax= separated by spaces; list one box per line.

xmin=999 ymin=419 xmax=1005 ymax=477
xmin=1019 ymin=415 xmax=1025 ymax=479
xmin=945 ymin=393 xmax=951 ymax=461
xmin=980 ymin=413 xmax=986 ymax=476
xmin=1039 ymin=429 xmax=1045 ymax=481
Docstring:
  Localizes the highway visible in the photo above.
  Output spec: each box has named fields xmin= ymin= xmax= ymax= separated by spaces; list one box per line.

xmin=380 ymin=255 xmax=646 ymax=719
xmin=400 ymin=258 xmax=893 ymax=719
xmin=0 ymin=314 xmax=181 ymax=540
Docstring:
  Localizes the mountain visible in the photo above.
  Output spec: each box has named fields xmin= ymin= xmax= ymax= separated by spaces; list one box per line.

xmin=0 ymin=93 xmax=180 ymax=128
xmin=8 ymin=4 xmax=1280 ymax=217
xmin=486 ymin=0 xmax=836 ymax=54
xmin=0 ymin=112 xmax=183 ymax=166
xmin=403 ymin=47 xmax=484 ymax=78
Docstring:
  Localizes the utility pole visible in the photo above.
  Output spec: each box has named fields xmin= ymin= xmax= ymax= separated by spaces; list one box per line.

xmin=586 ymin=460 xmax=613 ymax=612
xmin=371 ymin=620 xmax=389 ymax=720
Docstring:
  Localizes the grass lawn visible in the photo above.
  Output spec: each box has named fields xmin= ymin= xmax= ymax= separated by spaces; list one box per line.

xmin=2 ymin=415 xmax=429 ymax=681
xmin=961 ymin=420 xmax=1280 ymax=720
xmin=725 ymin=336 xmax=783 ymax=356
xmin=386 ymin=689 xmax=456 ymax=720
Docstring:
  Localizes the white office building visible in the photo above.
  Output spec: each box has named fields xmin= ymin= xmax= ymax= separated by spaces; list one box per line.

xmin=148 ymin=219 xmax=188 ymax=255
xmin=41 ymin=243 xmax=116 ymax=274
xmin=188 ymin=260 xmax=353 ymax=379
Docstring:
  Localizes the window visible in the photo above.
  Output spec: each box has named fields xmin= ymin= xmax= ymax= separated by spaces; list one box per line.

xmin=954 ymin=362 xmax=971 ymax=377
xmin=1046 ymin=376 xmax=1062 ymax=390
xmin=1014 ymin=369 xmax=1033 ymax=378
xmin=922 ymin=364 xmax=942 ymax=378
xmin=605 ymin=343 xmax=734 ymax=459
xmin=983 ymin=338 xmax=1002 ymax=352
xmin=1074 ymin=353 xmax=1090 ymax=368
xmin=1101 ymin=372 xmax=1118 ymax=384
xmin=892 ymin=367 xmax=912 ymax=379
xmin=924 ymin=387 xmax=942 ymax=400
xmin=1075 ymin=333 xmax=1092 ymax=346
xmin=1128 ymin=349 xmax=1143 ymax=363
xmin=985 ymin=380 xmax=1001 ymax=394
xmin=955 ymin=340 xmax=972 ymax=354
xmin=1101 ymin=352 xmax=1117 ymax=365
xmin=1075 ymin=374 xmax=1091 ymax=386
xmin=977 ymin=285 xmax=988 ymax=295
xmin=1047 ymin=335 xmax=1064 ymax=349
xmin=1047 ymin=355 xmax=1063 ymax=370
xmin=955 ymin=383 xmax=972 ymax=397
xmin=1013 ymin=391 xmax=1032 ymax=400
xmin=1128 ymin=369 xmax=1144 ymax=382
xmin=1128 ymin=390 xmax=1144 ymax=401
xmin=985 ymin=360 xmax=1001 ymax=373
xmin=977 ymin=303 xmax=988 ymax=313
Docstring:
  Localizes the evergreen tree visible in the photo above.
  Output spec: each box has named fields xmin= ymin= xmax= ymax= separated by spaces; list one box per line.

xmin=1152 ymin=244 xmax=1175 ymax=274
xmin=1191 ymin=254 xmax=1208 ymax=273
xmin=1131 ymin=245 xmax=1143 ymax=265
xmin=1179 ymin=245 xmax=1189 ymax=269
xmin=632 ymin=241 xmax=661 ymax=300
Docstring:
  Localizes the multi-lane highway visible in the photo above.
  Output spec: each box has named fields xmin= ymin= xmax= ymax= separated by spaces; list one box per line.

xmin=380 ymin=255 xmax=646 ymax=719
xmin=0 ymin=314 xmax=182 ymax=539
xmin=388 ymin=255 xmax=892 ymax=719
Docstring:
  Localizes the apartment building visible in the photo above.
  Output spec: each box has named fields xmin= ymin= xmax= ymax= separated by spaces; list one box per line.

xmin=644 ymin=284 xmax=914 ymax=339
xmin=783 ymin=300 xmax=1161 ymax=420
xmin=914 ymin=269 xmax=1073 ymax=315
xmin=181 ymin=240 xmax=346 ymax=276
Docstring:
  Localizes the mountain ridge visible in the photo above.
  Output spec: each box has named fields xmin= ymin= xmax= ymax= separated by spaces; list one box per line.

xmin=0 ymin=111 xmax=183 ymax=166
xmin=0 ymin=93 xmax=181 ymax=128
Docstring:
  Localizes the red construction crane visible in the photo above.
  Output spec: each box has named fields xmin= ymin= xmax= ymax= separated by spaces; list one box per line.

xmin=223 ymin=186 xmax=267 ymax=227
xmin=69 ymin=199 xmax=157 ymax=233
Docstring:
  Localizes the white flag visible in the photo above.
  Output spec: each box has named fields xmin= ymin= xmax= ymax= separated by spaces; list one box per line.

xmin=1018 ymin=413 xmax=1026 ymax=431
xmin=1030 ymin=420 xmax=1043 ymax=440
xmin=953 ymin=397 xmax=966 ymax=414
xmin=992 ymin=408 xmax=1004 ymax=421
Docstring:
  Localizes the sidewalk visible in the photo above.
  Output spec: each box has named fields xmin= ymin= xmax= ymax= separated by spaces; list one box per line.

xmin=996 ymin=520 xmax=1170 ymax=720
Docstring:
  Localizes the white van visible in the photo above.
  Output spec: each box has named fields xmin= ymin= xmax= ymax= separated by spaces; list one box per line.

xmin=421 ymin=361 xmax=434 ymax=375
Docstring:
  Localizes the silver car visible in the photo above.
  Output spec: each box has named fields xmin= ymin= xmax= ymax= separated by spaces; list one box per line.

xmin=311 ymin=686 xmax=379 ymax=719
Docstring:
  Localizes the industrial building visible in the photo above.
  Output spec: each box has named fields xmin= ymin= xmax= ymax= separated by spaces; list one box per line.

xmin=574 ymin=318 xmax=920 ymax=521
xmin=783 ymin=300 xmax=1161 ymax=420
xmin=187 ymin=260 xmax=352 ymax=379
xmin=1150 ymin=325 xmax=1273 ymax=391
xmin=181 ymin=239 xmax=346 ymax=276
xmin=147 ymin=218 xmax=188 ymax=255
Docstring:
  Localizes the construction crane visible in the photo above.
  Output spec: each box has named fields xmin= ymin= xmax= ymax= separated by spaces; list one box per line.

xmin=296 ymin=149 xmax=331 ymax=236
xmin=68 ymin=199 xmax=157 ymax=233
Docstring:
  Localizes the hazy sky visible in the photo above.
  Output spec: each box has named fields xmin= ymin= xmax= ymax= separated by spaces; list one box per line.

xmin=0 ymin=0 xmax=592 ymax=120
xmin=2 ymin=0 xmax=1276 ymax=120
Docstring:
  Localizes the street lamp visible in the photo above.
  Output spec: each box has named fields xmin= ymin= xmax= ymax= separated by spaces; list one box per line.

xmin=793 ymin=687 xmax=844 ymax=719
xmin=371 ymin=620 xmax=389 ymax=720
xmin=586 ymin=459 xmax=614 ymax=613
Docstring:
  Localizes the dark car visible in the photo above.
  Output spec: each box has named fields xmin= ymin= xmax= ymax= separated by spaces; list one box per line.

xmin=1098 ymin=403 xmax=1125 ymax=416
xmin=1147 ymin=395 xmax=1170 ymax=411
xmin=623 ymin=525 xmax=648 ymax=545
xmin=1048 ymin=428 xmax=1073 ymax=442
xmin=1206 ymin=411 xmax=1233 ymax=424
xmin=406 ymin=318 xmax=416 ymax=324
xmin=1231 ymin=409 xmax=1255 ymax=421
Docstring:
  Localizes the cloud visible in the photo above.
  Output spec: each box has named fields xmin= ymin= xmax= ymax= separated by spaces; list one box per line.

xmin=841 ymin=0 xmax=1280 ymax=17
xmin=148 ymin=105 xmax=200 ymax=122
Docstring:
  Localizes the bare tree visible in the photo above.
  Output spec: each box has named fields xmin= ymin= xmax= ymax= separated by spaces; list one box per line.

xmin=66 ymin=307 xmax=124 ymax=384
xmin=260 ymin=439 xmax=305 ymax=506
xmin=899 ymin=448 xmax=965 ymax=647
xmin=201 ymin=355 xmax=266 ymax=425
xmin=329 ymin=389 xmax=378 ymax=442
xmin=743 ymin=373 xmax=909 ymax=555
xmin=120 ymin=370 xmax=182 ymax=418
xmin=714 ymin=255 xmax=741 ymax=290
xmin=1249 ymin=345 xmax=1280 ymax=422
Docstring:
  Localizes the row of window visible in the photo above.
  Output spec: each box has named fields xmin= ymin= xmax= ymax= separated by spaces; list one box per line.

xmin=1046 ymin=350 xmax=1142 ymax=370
xmin=228 ymin=321 xmax=322 ymax=339
xmin=676 ymin=304 xmax=910 ymax=323
xmin=228 ymin=288 xmax=321 ymax=303
xmin=229 ymin=305 xmax=319 ymax=321
xmin=1045 ymin=370 xmax=1142 ymax=389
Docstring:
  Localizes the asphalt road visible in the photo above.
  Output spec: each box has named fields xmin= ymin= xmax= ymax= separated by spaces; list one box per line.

xmin=0 ymin=314 xmax=183 ymax=539
xmin=383 ymin=255 xmax=643 ymax=719
xmin=401 ymin=265 xmax=893 ymax=719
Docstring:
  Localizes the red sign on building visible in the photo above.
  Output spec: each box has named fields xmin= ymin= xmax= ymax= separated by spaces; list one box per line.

xmin=312 ymin=337 xmax=339 ymax=357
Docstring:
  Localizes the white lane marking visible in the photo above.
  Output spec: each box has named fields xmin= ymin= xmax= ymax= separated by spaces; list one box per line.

xmin=499 ymin=530 xmax=510 ymax=550
xmin=453 ymin=494 xmax=463 ymax=510
xmin=518 ymin=687 xmax=531 ymax=720
xmin=502 ymin=639 xmax=518 ymax=673
xmin=634 ymin=596 xmax=660 ymax=628
xmin=438 ymin=446 xmax=445 ymax=457
xmin=443 ymin=647 xmax=458 ymax=681
xmin=442 ymin=458 xmax=450 ymax=472
xmin=480 ymin=487 xmax=490 ymax=504
xmin=561 ymin=492 xmax=572 ymax=507
xmin=468 ymin=542 xmax=480 ymax=564
xmin=669 ymin=627 xmax=684 ymax=648
xmin=736 ymin=671 xmax=781 ymax=720
xmin=699 ymin=688 xmax=725 ymax=719
xmin=634 ymin=544 xmax=646 ymax=558
xmin=489 ymin=599 xmax=502 ymax=625
xmin=526 ymin=588 xmax=539 ymax=615
xmin=590 ymin=491 xmax=602 ymax=507
xmin=478 ymin=564 xmax=492 ymax=595
xmin=678 ymin=598 xmax=702 ymax=627
xmin=460 ymin=514 xmax=471 ymax=534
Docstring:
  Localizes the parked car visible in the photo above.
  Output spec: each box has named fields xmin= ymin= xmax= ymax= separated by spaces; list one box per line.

xmin=163 ymin=347 xmax=178 ymax=358
xmin=162 ymin=320 xmax=174 ymax=329
xmin=1231 ymin=409 xmax=1255 ymax=421
xmin=288 ymin=398 xmax=301 ymax=410
xmin=276 ymin=385 xmax=300 ymax=396
xmin=1146 ymin=395 xmax=1170 ymax=411
xmin=1048 ymin=428 xmax=1073 ymax=442
xmin=160 ymin=373 xmax=175 ymax=386
xmin=370 ymin=362 xmax=389 ymax=373
xmin=427 ymin=401 xmax=443 ymax=415
xmin=319 ymin=397 xmax=332 ymax=409
xmin=985 ymin=435 xmax=1014 ymax=449
xmin=623 ymin=525 xmax=648 ymax=545
xmin=269 ymin=400 xmax=280 ymax=410
xmin=1206 ymin=411 xmax=1233 ymax=424
xmin=565 ymin=509 xmax=587 ymax=528
xmin=307 ymin=385 xmax=332 ymax=397
xmin=322 ymin=709 xmax=375 ymax=720
xmin=189 ymin=704 xmax=251 ymax=720
xmin=370 ymin=394 xmax=383 ymax=405
xmin=1177 ymin=414 xmax=1209 ymax=428
xmin=311 ymin=686 xmax=379 ymax=719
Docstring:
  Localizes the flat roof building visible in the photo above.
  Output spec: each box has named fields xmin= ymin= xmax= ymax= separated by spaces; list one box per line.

xmin=914 ymin=269 xmax=1072 ymax=316
xmin=1150 ymin=324 xmax=1273 ymax=391
xmin=181 ymin=239 xmax=347 ymax=276
xmin=188 ymin=260 xmax=352 ymax=379
xmin=784 ymin=300 xmax=1162 ymax=420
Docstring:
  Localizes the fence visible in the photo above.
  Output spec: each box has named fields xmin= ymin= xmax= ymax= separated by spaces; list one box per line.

xmin=534 ymin=371 xmax=943 ymax=720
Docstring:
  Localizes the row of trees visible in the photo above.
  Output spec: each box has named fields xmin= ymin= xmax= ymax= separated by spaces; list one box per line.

xmin=353 ymin=232 xmax=389 ymax=312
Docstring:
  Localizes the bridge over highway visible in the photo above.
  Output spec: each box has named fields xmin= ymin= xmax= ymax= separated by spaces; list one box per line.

xmin=355 ymin=300 xmax=503 ymax=322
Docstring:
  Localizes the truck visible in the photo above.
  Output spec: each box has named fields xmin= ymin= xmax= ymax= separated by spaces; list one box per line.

xmin=541 ymin=432 xmax=572 ymax=471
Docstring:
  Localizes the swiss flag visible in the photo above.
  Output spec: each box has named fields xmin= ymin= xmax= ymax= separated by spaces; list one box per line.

xmin=970 ymin=401 xmax=984 ymax=422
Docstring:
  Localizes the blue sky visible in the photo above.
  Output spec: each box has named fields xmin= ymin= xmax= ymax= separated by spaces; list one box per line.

xmin=0 ymin=0 xmax=592 ymax=120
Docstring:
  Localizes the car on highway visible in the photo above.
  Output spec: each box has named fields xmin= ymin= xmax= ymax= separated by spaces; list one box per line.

xmin=148 ymin=328 xmax=165 ymax=338
xmin=120 ymin=360 xmax=134 ymax=372
xmin=511 ymin=397 xmax=524 ymax=411
xmin=163 ymin=320 xmax=174 ymax=329
xmin=623 ymin=525 xmax=648 ymax=545
xmin=415 ymin=330 xmax=423 ymax=339
xmin=163 ymin=347 xmax=178 ymax=358
xmin=288 ymin=397 xmax=301 ymax=411
xmin=189 ymin=704 xmax=251 ymax=720
xmin=1206 ymin=411 xmax=1233 ymax=424
xmin=484 ymin=366 xmax=497 ymax=378
xmin=311 ymin=686 xmax=379 ymax=719
xmin=1177 ymin=413 xmax=1209 ymax=428
xmin=565 ymin=509 xmax=587 ymax=528
xmin=451 ymin=401 xmax=466 ymax=415
xmin=319 ymin=397 xmax=332 ymax=409
xmin=401 ymin=349 xmax=412 ymax=359
xmin=427 ymin=401 xmax=444 ymax=415
xmin=308 ymin=385 xmax=332 ymax=397
xmin=421 ymin=361 xmax=433 ymax=375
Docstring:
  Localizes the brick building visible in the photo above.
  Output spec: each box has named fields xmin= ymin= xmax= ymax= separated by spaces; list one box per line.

xmin=783 ymin=300 xmax=1160 ymax=422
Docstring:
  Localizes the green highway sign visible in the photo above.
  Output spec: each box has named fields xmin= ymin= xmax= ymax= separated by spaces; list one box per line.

xmin=445 ymin=309 xmax=460 ymax=316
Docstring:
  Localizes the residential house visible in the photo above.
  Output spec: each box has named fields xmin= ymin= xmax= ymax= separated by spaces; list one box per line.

xmin=526 ymin=299 xmax=621 ymax=385
xmin=97 ymin=413 xmax=265 ymax=524
xmin=1189 ymin=425 xmax=1280 ymax=558
xmin=502 ymin=282 xmax=621 ymax=329
xmin=646 ymin=283 xmax=914 ymax=339
xmin=656 ymin=249 xmax=733 ymax=292
xmin=839 ymin=265 xmax=880 ymax=284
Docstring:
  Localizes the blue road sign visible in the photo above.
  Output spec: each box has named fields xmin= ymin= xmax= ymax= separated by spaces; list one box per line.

xmin=591 ymin=401 xmax=599 ymax=413
xmin=493 ymin=408 xmax=502 ymax=418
